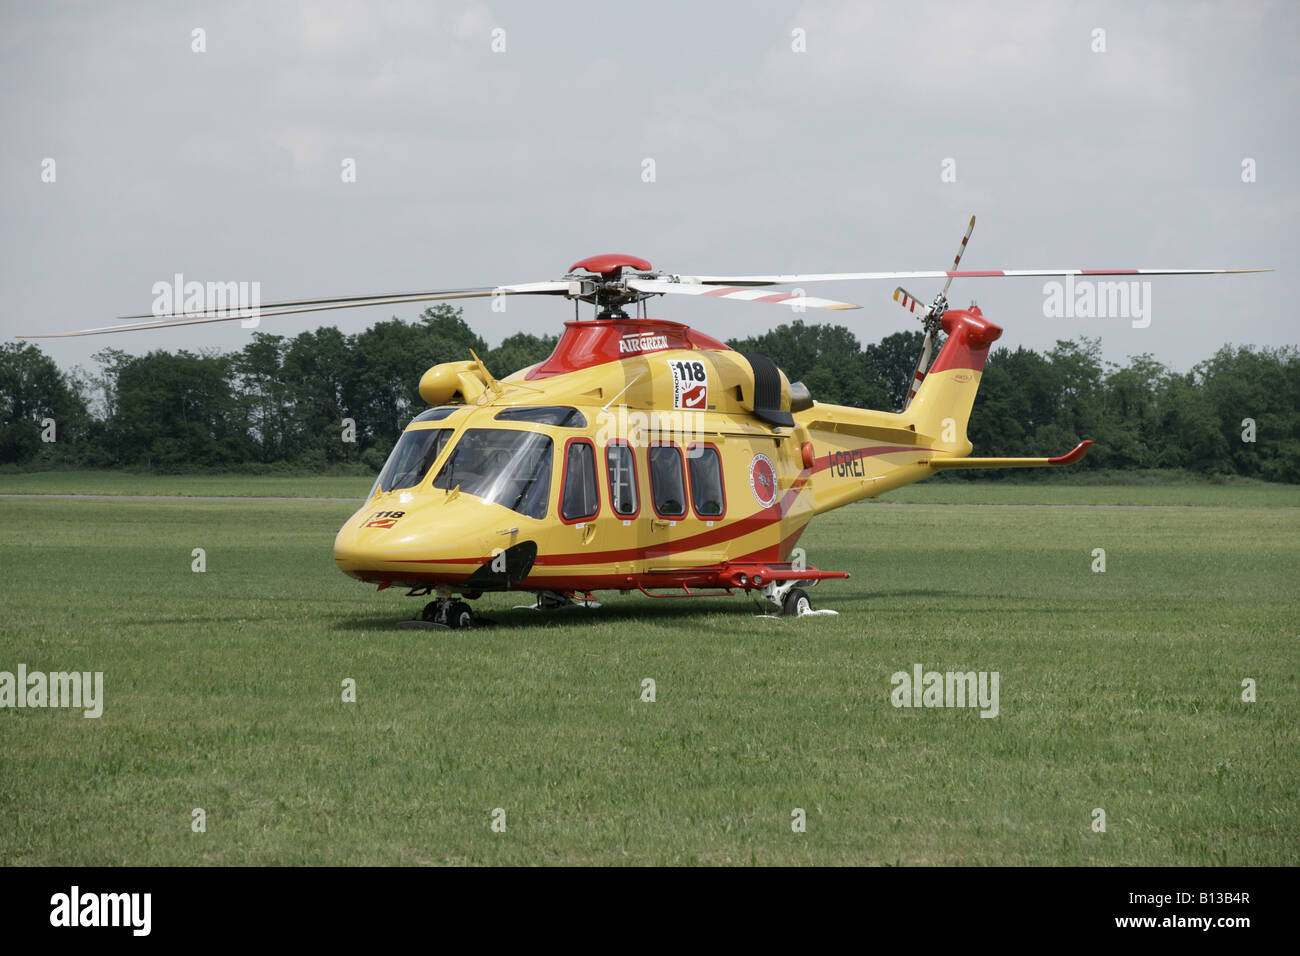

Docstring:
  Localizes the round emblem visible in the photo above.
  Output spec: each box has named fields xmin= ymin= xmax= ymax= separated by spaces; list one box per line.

xmin=749 ymin=454 xmax=778 ymax=508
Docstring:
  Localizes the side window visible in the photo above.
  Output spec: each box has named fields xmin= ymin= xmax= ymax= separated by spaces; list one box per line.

xmin=560 ymin=440 xmax=599 ymax=522
xmin=605 ymin=443 xmax=639 ymax=517
xmin=688 ymin=445 xmax=726 ymax=518
xmin=648 ymin=445 xmax=686 ymax=518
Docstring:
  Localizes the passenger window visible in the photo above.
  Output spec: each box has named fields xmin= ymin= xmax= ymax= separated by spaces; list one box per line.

xmin=605 ymin=443 xmax=639 ymax=517
xmin=688 ymin=446 xmax=725 ymax=517
xmin=648 ymin=445 xmax=686 ymax=518
xmin=561 ymin=441 xmax=599 ymax=522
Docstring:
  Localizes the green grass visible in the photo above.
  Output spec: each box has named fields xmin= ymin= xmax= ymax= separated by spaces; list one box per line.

xmin=880 ymin=480 xmax=1300 ymax=507
xmin=0 ymin=469 xmax=372 ymax=499
xmin=0 ymin=483 xmax=1296 ymax=865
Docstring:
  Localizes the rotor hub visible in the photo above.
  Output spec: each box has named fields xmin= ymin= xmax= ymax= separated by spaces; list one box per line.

xmin=567 ymin=253 xmax=658 ymax=319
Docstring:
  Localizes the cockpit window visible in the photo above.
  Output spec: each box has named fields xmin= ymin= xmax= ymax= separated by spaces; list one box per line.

xmin=412 ymin=406 xmax=461 ymax=423
xmin=494 ymin=406 xmax=587 ymax=427
xmin=373 ymin=428 xmax=453 ymax=494
xmin=432 ymin=428 xmax=554 ymax=520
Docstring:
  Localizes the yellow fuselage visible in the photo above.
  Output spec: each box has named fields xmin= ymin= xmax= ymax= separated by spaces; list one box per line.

xmin=333 ymin=312 xmax=1000 ymax=596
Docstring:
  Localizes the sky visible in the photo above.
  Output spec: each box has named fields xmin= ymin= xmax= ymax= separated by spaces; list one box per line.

xmin=1 ymin=0 xmax=1296 ymax=375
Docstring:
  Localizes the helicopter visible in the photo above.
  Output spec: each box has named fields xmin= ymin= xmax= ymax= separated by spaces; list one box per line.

xmin=23 ymin=217 xmax=1266 ymax=625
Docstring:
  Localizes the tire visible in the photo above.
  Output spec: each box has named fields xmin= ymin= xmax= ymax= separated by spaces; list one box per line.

xmin=447 ymin=601 xmax=474 ymax=629
xmin=782 ymin=588 xmax=811 ymax=617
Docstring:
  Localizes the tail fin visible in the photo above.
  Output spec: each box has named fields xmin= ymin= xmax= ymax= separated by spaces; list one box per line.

xmin=903 ymin=305 xmax=1002 ymax=453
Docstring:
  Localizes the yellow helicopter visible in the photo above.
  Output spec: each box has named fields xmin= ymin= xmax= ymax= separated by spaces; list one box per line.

xmin=25 ymin=217 xmax=1265 ymax=624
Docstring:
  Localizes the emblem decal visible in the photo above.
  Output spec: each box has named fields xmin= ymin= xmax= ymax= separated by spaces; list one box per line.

xmin=620 ymin=332 xmax=669 ymax=354
xmin=667 ymin=359 xmax=708 ymax=410
xmin=364 ymin=510 xmax=405 ymax=529
xmin=749 ymin=454 xmax=778 ymax=508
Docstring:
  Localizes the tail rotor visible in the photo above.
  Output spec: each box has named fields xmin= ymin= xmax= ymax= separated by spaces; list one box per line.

xmin=896 ymin=215 xmax=976 ymax=410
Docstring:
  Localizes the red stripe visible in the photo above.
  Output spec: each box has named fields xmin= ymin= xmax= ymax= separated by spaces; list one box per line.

xmin=387 ymin=445 xmax=923 ymax=572
xmin=1080 ymin=269 xmax=1139 ymax=275
xmin=702 ymin=286 xmax=746 ymax=297
xmin=948 ymin=270 xmax=1004 ymax=277
xmin=393 ymin=491 xmax=805 ymax=569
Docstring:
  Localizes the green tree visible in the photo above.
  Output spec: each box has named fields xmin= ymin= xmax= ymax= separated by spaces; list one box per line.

xmin=1195 ymin=345 xmax=1300 ymax=481
xmin=0 ymin=342 xmax=89 ymax=465
xmin=486 ymin=332 xmax=558 ymax=378
xmin=99 ymin=349 xmax=250 ymax=468
xmin=233 ymin=333 xmax=291 ymax=463
xmin=727 ymin=320 xmax=890 ymax=410
xmin=280 ymin=325 xmax=360 ymax=466
xmin=865 ymin=330 xmax=934 ymax=412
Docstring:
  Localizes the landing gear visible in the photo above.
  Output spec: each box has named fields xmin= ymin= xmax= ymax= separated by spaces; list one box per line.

xmin=759 ymin=580 xmax=839 ymax=618
xmin=514 ymin=590 xmax=601 ymax=611
xmin=782 ymin=587 xmax=812 ymax=617
xmin=397 ymin=596 xmax=477 ymax=629
xmin=422 ymin=598 xmax=474 ymax=628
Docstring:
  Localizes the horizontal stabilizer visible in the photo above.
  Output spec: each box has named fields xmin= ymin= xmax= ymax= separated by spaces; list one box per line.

xmin=924 ymin=440 xmax=1092 ymax=469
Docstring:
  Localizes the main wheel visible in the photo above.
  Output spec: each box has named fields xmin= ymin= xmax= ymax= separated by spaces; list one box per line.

xmin=782 ymin=587 xmax=811 ymax=617
xmin=447 ymin=601 xmax=474 ymax=629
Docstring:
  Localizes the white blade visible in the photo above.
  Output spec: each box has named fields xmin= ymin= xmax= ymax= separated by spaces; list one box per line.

xmin=628 ymin=278 xmax=860 ymax=310
xmin=19 ymin=282 xmax=571 ymax=338
xmin=669 ymin=268 xmax=1270 ymax=287
xmin=941 ymin=215 xmax=976 ymax=299
xmin=892 ymin=286 xmax=930 ymax=319
xmin=903 ymin=331 xmax=933 ymax=412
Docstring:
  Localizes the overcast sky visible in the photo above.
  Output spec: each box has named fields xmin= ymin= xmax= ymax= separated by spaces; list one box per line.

xmin=2 ymin=0 xmax=1295 ymax=375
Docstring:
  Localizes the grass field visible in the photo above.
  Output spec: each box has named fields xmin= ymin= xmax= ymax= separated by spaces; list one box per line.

xmin=0 ymin=477 xmax=1296 ymax=865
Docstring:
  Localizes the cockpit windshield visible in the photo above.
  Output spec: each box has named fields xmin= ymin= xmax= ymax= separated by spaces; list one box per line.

xmin=372 ymin=428 xmax=453 ymax=495
xmin=432 ymin=428 xmax=553 ymax=519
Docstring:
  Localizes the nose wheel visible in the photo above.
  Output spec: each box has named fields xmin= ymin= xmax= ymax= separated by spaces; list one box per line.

xmin=398 ymin=596 xmax=478 ymax=629
xmin=423 ymin=598 xmax=474 ymax=628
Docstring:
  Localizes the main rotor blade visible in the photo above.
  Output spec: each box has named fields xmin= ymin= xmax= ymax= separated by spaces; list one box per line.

xmin=669 ymin=268 xmax=1271 ymax=286
xmin=940 ymin=215 xmax=976 ymax=300
xmin=19 ymin=282 xmax=571 ymax=338
xmin=628 ymin=278 xmax=860 ymax=310
xmin=903 ymin=330 xmax=934 ymax=412
xmin=115 ymin=280 xmax=572 ymax=320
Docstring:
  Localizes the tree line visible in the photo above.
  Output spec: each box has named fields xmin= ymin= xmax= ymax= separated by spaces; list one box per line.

xmin=2 ymin=305 xmax=1296 ymax=482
